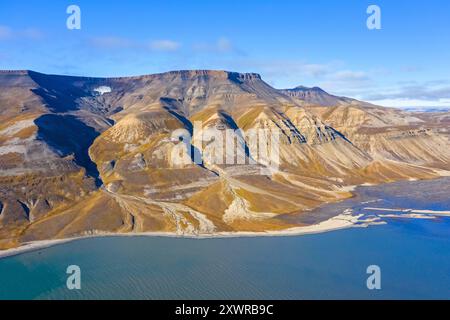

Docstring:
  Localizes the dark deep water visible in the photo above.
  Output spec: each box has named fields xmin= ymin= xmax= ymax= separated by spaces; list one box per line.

xmin=0 ymin=178 xmax=449 ymax=300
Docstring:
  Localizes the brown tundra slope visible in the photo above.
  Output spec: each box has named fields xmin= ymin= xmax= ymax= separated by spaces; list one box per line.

xmin=0 ymin=70 xmax=449 ymax=249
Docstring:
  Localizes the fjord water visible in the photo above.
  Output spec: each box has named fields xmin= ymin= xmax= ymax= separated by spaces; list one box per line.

xmin=0 ymin=179 xmax=449 ymax=300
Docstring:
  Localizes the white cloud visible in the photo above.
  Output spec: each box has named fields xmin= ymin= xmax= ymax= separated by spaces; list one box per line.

xmin=90 ymin=36 xmax=134 ymax=49
xmin=400 ymin=66 xmax=420 ymax=73
xmin=300 ymin=64 xmax=332 ymax=77
xmin=89 ymin=37 xmax=181 ymax=52
xmin=20 ymin=28 xmax=44 ymax=40
xmin=192 ymin=37 xmax=237 ymax=53
xmin=257 ymin=60 xmax=449 ymax=108
xmin=0 ymin=25 xmax=12 ymax=40
xmin=0 ymin=25 xmax=44 ymax=40
xmin=364 ymin=85 xmax=450 ymax=101
xmin=357 ymin=82 xmax=450 ymax=108
xmin=148 ymin=40 xmax=181 ymax=52
xmin=239 ymin=60 xmax=336 ymax=83
xmin=228 ymin=58 xmax=449 ymax=109
xmin=329 ymin=70 xmax=370 ymax=82
xmin=216 ymin=38 xmax=233 ymax=52
xmin=368 ymin=98 xmax=450 ymax=108
xmin=237 ymin=59 xmax=370 ymax=90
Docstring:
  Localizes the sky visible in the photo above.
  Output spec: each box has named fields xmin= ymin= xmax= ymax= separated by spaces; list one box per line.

xmin=0 ymin=0 xmax=450 ymax=108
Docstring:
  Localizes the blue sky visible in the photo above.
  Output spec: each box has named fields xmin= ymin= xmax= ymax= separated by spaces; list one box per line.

xmin=1 ymin=0 xmax=450 ymax=108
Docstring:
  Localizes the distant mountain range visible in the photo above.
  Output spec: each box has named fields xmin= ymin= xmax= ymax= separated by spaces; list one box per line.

xmin=402 ymin=107 xmax=450 ymax=113
xmin=0 ymin=69 xmax=449 ymax=250
xmin=280 ymin=85 xmax=356 ymax=106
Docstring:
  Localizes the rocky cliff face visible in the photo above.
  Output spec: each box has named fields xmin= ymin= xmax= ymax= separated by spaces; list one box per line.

xmin=0 ymin=70 xmax=449 ymax=249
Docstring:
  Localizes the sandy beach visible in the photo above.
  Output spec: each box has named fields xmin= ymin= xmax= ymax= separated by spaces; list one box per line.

xmin=364 ymin=207 xmax=450 ymax=216
xmin=3 ymin=175 xmax=450 ymax=260
xmin=0 ymin=211 xmax=366 ymax=260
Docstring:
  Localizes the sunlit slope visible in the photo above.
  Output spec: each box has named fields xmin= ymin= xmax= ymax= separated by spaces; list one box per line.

xmin=0 ymin=70 xmax=449 ymax=249
xmin=305 ymin=104 xmax=450 ymax=167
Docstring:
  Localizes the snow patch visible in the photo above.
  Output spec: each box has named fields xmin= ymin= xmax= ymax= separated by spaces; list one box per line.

xmin=93 ymin=86 xmax=112 ymax=95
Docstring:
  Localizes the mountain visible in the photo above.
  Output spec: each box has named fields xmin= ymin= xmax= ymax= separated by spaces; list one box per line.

xmin=280 ymin=85 xmax=356 ymax=106
xmin=281 ymin=84 xmax=450 ymax=164
xmin=0 ymin=69 xmax=449 ymax=250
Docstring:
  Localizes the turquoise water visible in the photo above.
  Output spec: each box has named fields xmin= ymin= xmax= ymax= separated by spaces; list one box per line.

xmin=0 ymin=179 xmax=449 ymax=300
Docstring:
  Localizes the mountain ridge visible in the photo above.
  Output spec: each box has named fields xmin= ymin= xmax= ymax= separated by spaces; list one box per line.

xmin=0 ymin=69 xmax=263 ymax=81
xmin=0 ymin=69 xmax=395 ymax=109
xmin=0 ymin=69 xmax=449 ymax=250
xmin=280 ymin=85 xmax=360 ymax=107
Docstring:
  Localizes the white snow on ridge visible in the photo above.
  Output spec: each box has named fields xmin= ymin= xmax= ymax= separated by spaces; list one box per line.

xmin=93 ymin=86 xmax=112 ymax=95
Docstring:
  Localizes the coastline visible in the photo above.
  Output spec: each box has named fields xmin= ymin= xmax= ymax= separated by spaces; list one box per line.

xmin=1 ymin=173 xmax=449 ymax=260
xmin=0 ymin=211 xmax=365 ymax=260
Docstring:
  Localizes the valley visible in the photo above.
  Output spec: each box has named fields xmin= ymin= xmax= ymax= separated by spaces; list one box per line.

xmin=0 ymin=69 xmax=449 ymax=250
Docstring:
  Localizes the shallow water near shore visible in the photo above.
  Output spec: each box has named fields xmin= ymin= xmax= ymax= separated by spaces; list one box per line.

xmin=0 ymin=178 xmax=449 ymax=300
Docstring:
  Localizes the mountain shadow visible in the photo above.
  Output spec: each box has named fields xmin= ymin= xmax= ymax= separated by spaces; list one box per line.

xmin=28 ymin=71 xmax=89 ymax=113
xmin=34 ymin=114 xmax=102 ymax=187
xmin=163 ymin=105 xmax=212 ymax=170
xmin=219 ymin=111 xmax=252 ymax=159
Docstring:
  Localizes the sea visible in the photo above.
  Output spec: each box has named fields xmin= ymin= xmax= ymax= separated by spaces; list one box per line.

xmin=0 ymin=178 xmax=449 ymax=300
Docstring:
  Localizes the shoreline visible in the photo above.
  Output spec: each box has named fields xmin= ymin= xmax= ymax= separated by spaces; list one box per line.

xmin=1 ymin=173 xmax=449 ymax=260
xmin=363 ymin=207 xmax=450 ymax=216
xmin=0 ymin=211 xmax=364 ymax=260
